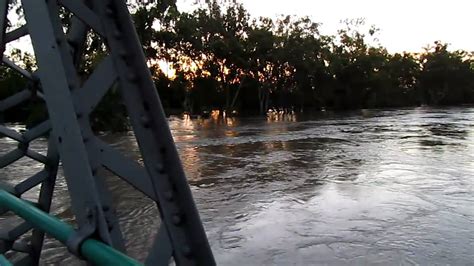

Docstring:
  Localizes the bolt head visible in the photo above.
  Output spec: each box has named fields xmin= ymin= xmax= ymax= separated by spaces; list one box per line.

xmin=164 ymin=191 xmax=173 ymax=201
xmin=105 ymin=8 xmax=114 ymax=16
xmin=182 ymin=246 xmax=192 ymax=257
xmin=113 ymin=30 xmax=122 ymax=39
xmin=172 ymin=214 xmax=181 ymax=225
xmin=128 ymin=73 xmax=138 ymax=82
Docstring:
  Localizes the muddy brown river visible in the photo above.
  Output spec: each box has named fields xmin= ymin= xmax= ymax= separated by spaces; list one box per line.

xmin=1 ymin=107 xmax=473 ymax=265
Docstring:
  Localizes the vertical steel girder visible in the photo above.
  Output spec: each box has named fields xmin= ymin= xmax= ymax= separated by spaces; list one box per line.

xmin=23 ymin=0 xmax=126 ymax=250
xmin=0 ymin=0 xmax=215 ymax=265
xmin=0 ymin=0 xmax=8 ymax=56
xmin=96 ymin=1 xmax=214 ymax=265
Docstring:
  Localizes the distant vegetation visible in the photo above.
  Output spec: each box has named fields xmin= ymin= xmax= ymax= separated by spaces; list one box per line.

xmin=1 ymin=0 xmax=474 ymax=130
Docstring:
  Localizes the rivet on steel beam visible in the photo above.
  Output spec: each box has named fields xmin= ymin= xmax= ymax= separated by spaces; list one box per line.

xmin=128 ymin=73 xmax=138 ymax=82
xmin=164 ymin=191 xmax=173 ymax=201
xmin=105 ymin=8 xmax=114 ymax=16
xmin=155 ymin=163 xmax=165 ymax=174
xmin=172 ymin=214 xmax=182 ymax=225
xmin=85 ymin=207 xmax=94 ymax=218
xmin=113 ymin=30 xmax=122 ymax=39
xmin=67 ymin=37 xmax=77 ymax=47
xmin=140 ymin=115 xmax=150 ymax=128
xmin=119 ymin=49 xmax=127 ymax=59
xmin=182 ymin=246 xmax=192 ymax=257
xmin=160 ymin=147 xmax=167 ymax=154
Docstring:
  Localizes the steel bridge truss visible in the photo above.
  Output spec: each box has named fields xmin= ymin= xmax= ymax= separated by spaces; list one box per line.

xmin=0 ymin=0 xmax=214 ymax=265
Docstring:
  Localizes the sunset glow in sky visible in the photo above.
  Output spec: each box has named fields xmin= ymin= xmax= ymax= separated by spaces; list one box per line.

xmin=178 ymin=0 xmax=474 ymax=53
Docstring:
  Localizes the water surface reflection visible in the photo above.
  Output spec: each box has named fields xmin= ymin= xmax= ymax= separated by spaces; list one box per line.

xmin=1 ymin=107 xmax=473 ymax=265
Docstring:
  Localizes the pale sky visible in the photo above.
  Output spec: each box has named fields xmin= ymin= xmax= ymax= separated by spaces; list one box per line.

xmin=178 ymin=0 xmax=474 ymax=53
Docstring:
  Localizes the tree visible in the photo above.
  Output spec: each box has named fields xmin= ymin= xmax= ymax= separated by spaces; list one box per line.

xmin=419 ymin=41 xmax=474 ymax=105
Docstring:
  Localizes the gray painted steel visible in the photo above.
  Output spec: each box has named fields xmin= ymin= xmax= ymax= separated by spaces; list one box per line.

xmin=0 ymin=0 xmax=215 ymax=265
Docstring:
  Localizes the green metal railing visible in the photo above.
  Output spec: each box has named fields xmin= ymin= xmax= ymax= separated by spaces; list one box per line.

xmin=0 ymin=254 xmax=13 ymax=266
xmin=0 ymin=189 xmax=142 ymax=265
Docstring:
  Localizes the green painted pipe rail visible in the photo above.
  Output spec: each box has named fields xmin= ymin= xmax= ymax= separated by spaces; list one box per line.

xmin=0 ymin=255 xmax=13 ymax=266
xmin=0 ymin=189 xmax=142 ymax=266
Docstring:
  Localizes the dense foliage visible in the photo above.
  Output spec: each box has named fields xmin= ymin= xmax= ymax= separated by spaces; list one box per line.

xmin=134 ymin=0 xmax=474 ymax=115
xmin=1 ymin=0 xmax=474 ymax=130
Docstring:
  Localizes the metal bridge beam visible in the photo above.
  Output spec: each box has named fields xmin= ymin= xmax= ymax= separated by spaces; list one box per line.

xmin=0 ymin=0 xmax=215 ymax=264
xmin=21 ymin=0 xmax=121 ymax=248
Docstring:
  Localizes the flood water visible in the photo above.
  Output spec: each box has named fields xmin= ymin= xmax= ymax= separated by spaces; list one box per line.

xmin=1 ymin=107 xmax=473 ymax=265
